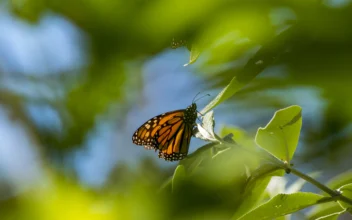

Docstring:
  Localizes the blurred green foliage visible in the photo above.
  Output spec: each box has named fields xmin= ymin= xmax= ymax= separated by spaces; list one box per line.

xmin=1 ymin=0 xmax=352 ymax=219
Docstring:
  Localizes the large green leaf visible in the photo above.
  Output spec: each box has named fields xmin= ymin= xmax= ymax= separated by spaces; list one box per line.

xmin=325 ymin=169 xmax=352 ymax=192
xmin=307 ymin=202 xmax=344 ymax=220
xmin=315 ymin=213 xmax=342 ymax=220
xmin=172 ymin=165 xmax=186 ymax=192
xmin=337 ymin=183 xmax=352 ymax=209
xmin=232 ymin=163 xmax=287 ymax=220
xmin=237 ymin=192 xmax=324 ymax=220
xmin=232 ymin=176 xmax=272 ymax=220
xmin=200 ymin=76 xmax=244 ymax=114
xmin=255 ymin=105 xmax=302 ymax=163
xmin=220 ymin=126 xmax=257 ymax=151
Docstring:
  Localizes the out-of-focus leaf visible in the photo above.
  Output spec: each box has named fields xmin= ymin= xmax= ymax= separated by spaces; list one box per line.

xmin=255 ymin=105 xmax=302 ymax=163
xmin=159 ymin=177 xmax=172 ymax=193
xmin=337 ymin=183 xmax=352 ymax=209
xmin=219 ymin=126 xmax=258 ymax=152
xmin=315 ymin=211 xmax=346 ymax=220
xmin=200 ymin=26 xmax=294 ymax=114
xmin=307 ymin=202 xmax=344 ymax=220
xmin=172 ymin=165 xmax=186 ymax=192
xmin=11 ymin=0 xmax=46 ymax=22
xmin=232 ymin=175 xmax=272 ymax=220
xmin=63 ymin=63 xmax=125 ymax=149
xmin=245 ymin=163 xmax=285 ymax=195
xmin=200 ymin=76 xmax=244 ymax=115
xmin=325 ymin=169 xmax=352 ymax=192
xmin=237 ymin=192 xmax=324 ymax=220
xmin=179 ymin=141 xmax=215 ymax=172
xmin=220 ymin=126 xmax=247 ymax=143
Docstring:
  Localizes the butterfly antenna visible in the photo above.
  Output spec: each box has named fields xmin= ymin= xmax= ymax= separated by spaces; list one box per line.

xmin=192 ymin=92 xmax=202 ymax=103
xmin=193 ymin=94 xmax=210 ymax=103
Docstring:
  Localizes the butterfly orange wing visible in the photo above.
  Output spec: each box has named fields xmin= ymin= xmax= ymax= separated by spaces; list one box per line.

xmin=132 ymin=103 xmax=197 ymax=161
xmin=132 ymin=110 xmax=185 ymax=150
xmin=158 ymin=122 xmax=193 ymax=161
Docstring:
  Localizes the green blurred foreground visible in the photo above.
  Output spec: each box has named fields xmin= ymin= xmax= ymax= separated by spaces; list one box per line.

xmin=2 ymin=105 xmax=352 ymax=219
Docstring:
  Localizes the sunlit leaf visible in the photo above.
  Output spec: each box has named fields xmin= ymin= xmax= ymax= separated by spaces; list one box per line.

xmin=337 ymin=183 xmax=352 ymax=209
xmin=246 ymin=163 xmax=285 ymax=190
xmin=201 ymin=76 xmax=244 ymax=114
xmin=325 ymin=169 xmax=352 ymax=192
xmin=179 ymin=142 xmax=215 ymax=174
xmin=307 ymin=202 xmax=344 ymax=220
xmin=255 ymin=105 xmax=302 ymax=163
xmin=315 ymin=210 xmax=346 ymax=220
xmin=232 ymin=175 xmax=272 ymax=220
xmin=219 ymin=126 xmax=256 ymax=150
xmin=184 ymin=43 xmax=201 ymax=66
xmin=237 ymin=192 xmax=324 ymax=220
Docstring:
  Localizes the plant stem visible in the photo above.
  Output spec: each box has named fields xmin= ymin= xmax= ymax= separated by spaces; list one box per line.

xmin=214 ymin=132 xmax=352 ymax=205
xmin=290 ymin=168 xmax=337 ymax=196
xmin=290 ymin=167 xmax=352 ymax=205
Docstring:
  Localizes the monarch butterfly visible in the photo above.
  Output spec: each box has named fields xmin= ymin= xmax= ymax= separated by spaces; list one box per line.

xmin=132 ymin=103 xmax=198 ymax=161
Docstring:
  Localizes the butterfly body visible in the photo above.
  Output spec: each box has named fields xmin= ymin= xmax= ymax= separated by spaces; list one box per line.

xmin=132 ymin=103 xmax=197 ymax=161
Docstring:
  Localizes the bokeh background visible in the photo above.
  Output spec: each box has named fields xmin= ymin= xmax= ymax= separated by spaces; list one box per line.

xmin=1 ymin=0 xmax=352 ymax=219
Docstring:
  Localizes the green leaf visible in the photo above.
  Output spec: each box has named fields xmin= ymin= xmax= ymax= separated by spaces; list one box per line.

xmin=337 ymin=183 xmax=352 ymax=209
xmin=220 ymin=126 xmax=256 ymax=150
xmin=246 ymin=163 xmax=285 ymax=191
xmin=200 ymin=76 xmax=244 ymax=114
xmin=325 ymin=169 xmax=352 ymax=192
xmin=200 ymin=27 xmax=294 ymax=114
xmin=232 ymin=163 xmax=287 ymax=220
xmin=232 ymin=175 xmax=272 ymax=220
xmin=307 ymin=202 xmax=344 ymax=220
xmin=315 ymin=211 xmax=345 ymax=220
xmin=274 ymin=217 xmax=287 ymax=220
xmin=172 ymin=165 xmax=186 ymax=192
xmin=179 ymin=142 xmax=216 ymax=173
xmin=184 ymin=43 xmax=201 ymax=66
xmin=236 ymin=192 xmax=324 ymax=220
xmin=158 ymin=177 xmax=172 ymax=193
xmin=255 ymin=105 xmax=302 ymax=163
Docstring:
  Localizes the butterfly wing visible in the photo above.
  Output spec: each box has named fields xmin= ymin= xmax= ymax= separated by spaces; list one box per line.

xmin=132 ymin=103 xmax=197 ymax=161
xmin=132 ymin=110 xmax=185 ymax=150
xmin=158 ymin=123 xmax=192 ymax=161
